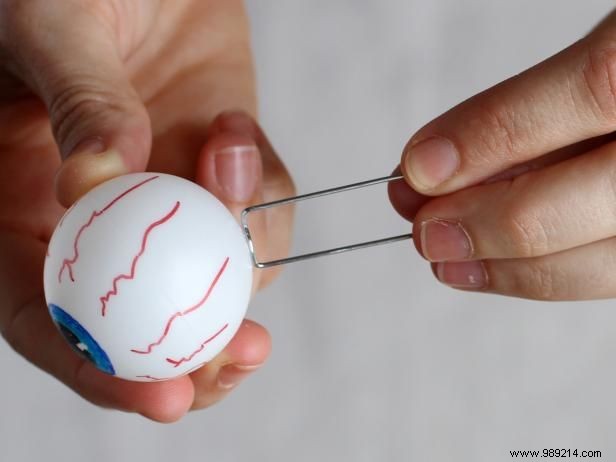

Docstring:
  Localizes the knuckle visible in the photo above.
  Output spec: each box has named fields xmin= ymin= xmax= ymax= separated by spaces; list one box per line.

xmin=580 ymin=38 xmax=616 ymax=126
xmin=499 ymin=196 xmax=550 ymax=258
xmin=48 ymin=81 xmax=133 ymax=148
xmin=464 ymin=100 xmax=526 ymax=168
xmin=521 ymin=261 xmax=567 ymax=301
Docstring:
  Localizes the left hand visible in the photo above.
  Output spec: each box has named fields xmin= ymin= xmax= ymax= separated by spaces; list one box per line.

xmin=0 ymin=0 xmax=294 ymax=423
xmin=389 ymin=9 xmax=616 ymax=301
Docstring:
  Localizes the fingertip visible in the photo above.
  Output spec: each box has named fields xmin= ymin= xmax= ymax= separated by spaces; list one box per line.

xmin=401 ymin=136 xmax=461 ymax=195
xmin=137 ymin=377 xmax=195 ymax=423
xmin=74 ymin=363 xmax=194 ymax=423
xmin=55 ymin=118 xmax=152 ymax=208
xmin=187 ymin=320 xmax=270 ymax=410
xmin=223 ymin=319 xmax=272 ymax=367
xmin=54 ymin=149 xmax=129 ymax=207
xmin=387 ymin=165 xmax=430 ymax=222
xmin=211 ymin=320 xmax=271 ymax=394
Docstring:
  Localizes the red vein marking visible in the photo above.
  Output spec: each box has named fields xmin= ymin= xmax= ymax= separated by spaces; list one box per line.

xmin=136 ymin=361 xmax=205 ymax=381
xmin=99 ymin=200 xmax=181 ymax=317
xmin=57 ymin=175 xmax=160 ymax=283
xmin=136 ymin=375 xmax=168 ymax=381
xmin=130 ymin=257 xmax=230 ymax=354
xmin=166 ymin=323 xmax=229 ymax=368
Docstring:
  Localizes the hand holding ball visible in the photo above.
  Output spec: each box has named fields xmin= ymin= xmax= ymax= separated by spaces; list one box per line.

xmin=43 ymin=173 xmax=253 ymax=381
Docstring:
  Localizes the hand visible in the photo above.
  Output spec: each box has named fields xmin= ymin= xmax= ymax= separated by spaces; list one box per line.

xmin=389 ymin=9 xmax=616 ymax=301
xmin=0 ymin=0 xmax=294 ymax=422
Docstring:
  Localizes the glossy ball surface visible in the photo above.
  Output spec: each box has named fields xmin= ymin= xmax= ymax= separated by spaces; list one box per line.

xmin=43 ymin=173 xmax=252 ymax=381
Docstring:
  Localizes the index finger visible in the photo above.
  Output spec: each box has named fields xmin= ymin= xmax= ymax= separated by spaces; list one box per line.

xmin=401 ymin=9 xmax=616 ymax=195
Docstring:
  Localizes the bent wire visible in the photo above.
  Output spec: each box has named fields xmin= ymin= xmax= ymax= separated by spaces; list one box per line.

xmin=241 ymin=174 xmax=413 ymax=268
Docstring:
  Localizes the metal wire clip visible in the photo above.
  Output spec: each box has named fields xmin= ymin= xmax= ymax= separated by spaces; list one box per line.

xmin=241 ymin=174 xmax=413 ymax=268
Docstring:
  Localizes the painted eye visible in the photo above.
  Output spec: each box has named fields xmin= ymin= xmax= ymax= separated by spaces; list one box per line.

xmin=48 ymin=304 xmax=115 ymax=375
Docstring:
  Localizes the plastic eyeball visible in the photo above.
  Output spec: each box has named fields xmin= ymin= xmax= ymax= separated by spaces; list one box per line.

xmin=44 ymin=173 xmax=253 ymax=381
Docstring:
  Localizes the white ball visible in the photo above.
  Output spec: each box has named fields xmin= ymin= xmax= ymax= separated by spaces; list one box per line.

xmin=43 ymin=173 xmax=253 ymax=382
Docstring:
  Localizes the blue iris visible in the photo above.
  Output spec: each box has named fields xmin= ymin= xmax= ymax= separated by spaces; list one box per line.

xmin=48 ymin=304 xmax=115 ymax=375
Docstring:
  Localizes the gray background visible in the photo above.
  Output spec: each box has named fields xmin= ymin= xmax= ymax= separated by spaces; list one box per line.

xmin=3 ymin=1 xmax=616 ymax=461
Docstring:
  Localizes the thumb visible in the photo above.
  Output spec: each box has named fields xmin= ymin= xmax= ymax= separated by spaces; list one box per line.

xmin=1 ymin=2 xmax=151 ymax=207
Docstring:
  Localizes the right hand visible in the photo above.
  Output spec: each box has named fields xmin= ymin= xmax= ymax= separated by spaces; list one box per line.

xmin=389 ymin=8 xmax=616 ymax=301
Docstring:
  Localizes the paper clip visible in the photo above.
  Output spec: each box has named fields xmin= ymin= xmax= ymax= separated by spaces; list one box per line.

xmin=241 ymin=174 xmax=413 ymax=268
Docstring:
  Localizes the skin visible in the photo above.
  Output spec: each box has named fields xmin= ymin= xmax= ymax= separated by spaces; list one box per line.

xmin=5 ymin=0 xmax=614 ymax=424
xmin=389 ymin=9 xmax=616 ymax=301
xmin=0 ymin=0 xmax=294 ymax=422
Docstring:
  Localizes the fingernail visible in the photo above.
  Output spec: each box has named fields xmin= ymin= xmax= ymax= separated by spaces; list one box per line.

xmin=420 ymin=218 xmax=473 ymax=262
xmin=217 ymin=363 xmax=262 ymax=390
xmin=404 ymin=136 xmax=459 ymax=190
xmin=214 ymin=145 xmax=260 ymax=202
xmin=435 ymin=261 xmax=488 ymax=289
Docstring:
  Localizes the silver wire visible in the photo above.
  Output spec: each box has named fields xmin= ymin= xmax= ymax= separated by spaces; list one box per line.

xmin=241 ymin=174 xmax=413 ymax=268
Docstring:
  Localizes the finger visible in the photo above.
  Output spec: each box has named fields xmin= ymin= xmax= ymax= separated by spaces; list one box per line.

xmin=0 ymin=1 xmax=153 ymax=207
xmin=196 ymin=116 xmax=267 ymax=291
xmin=196 ymin=130 xmax=264 ymax=218
xmin=400 ymin=9 xmax=616 ymax=195
xmin=432 ymin=236 xmax=616 ymax=301
xmin=203 ymin=111 xmax=296 ymax=288
xmin=0 ymin=231 xmax=193 ymax=422
xmin=389 ymin=131 xmax=616 ymax=224
xmin=413 ymin=140 xmax=616 ymax=262
xmin=388 ymin=148 xmax=582 ymax=224
xmin=387 ymin=165 xmax=430 ymax=222
xmin=189 ymin=319 xmax=271 ymax=410
xmin=388 ymin=148 xmax=580 ymax=225
xmin=9 ymin=297 xmax=195 ymax=422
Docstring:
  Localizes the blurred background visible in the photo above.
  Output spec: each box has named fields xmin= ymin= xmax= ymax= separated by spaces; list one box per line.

xmin=3 ymin=1 xmax=616 ymax=460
